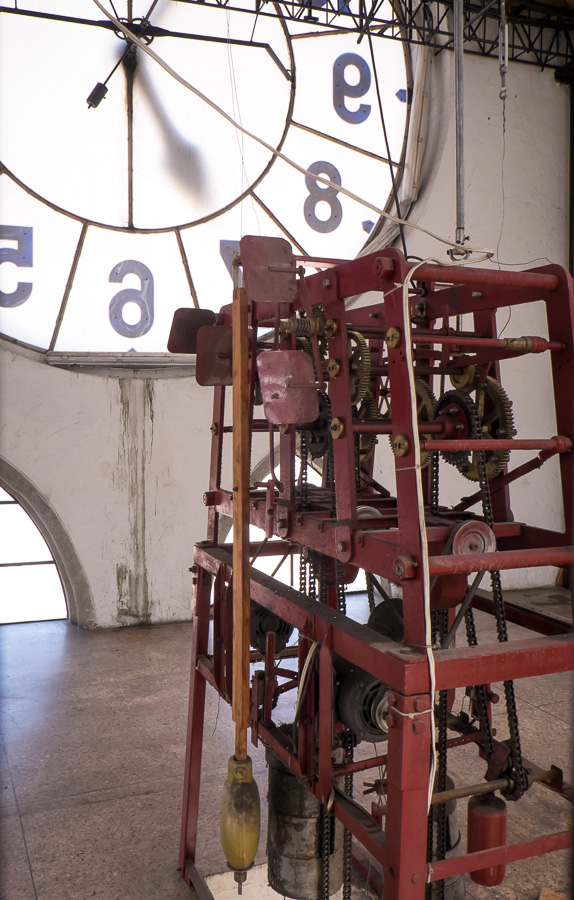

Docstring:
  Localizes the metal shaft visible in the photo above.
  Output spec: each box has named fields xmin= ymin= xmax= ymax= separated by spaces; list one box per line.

xmin=454 ymin=0 xmax=466 ymax=247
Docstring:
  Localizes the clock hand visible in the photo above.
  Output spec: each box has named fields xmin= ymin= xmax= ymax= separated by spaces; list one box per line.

xmin=135 ymin=65 xmax=208 ymax=203
xmin=87 ymin=0 xmax=160 ymax=109
xmin=86 ymin=46 xmax=130 ymax=107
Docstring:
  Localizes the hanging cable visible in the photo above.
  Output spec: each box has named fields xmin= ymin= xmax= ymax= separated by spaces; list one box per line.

xmin=451 ymin=0 xmax=468 ymax=256
xmin=366 ymin=29 xmax=408 ymax=258
xmin=90 ymin=0 xmax=494 ymax=258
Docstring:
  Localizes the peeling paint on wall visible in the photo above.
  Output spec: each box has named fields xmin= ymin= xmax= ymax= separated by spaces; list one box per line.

xmin=116 ymin=379 xmax=152 ymax=624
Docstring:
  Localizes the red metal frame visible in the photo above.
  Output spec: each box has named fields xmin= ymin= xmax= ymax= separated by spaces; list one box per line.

xmin=178 ymin=247 xmax=574 ymax=898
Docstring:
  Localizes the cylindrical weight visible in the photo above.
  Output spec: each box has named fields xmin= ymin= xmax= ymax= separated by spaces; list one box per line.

xmin=467 ymin=793 xmax=507 ymax=886
xmin=266 ymin=746 xmax=343 ymax=899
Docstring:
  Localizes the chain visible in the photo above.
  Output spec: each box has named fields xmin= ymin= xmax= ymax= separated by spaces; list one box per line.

xmin=336 ymin=560 xmax=347 ymax=616
xmin=447 ymin=391 xmax=527 ymax=799
xmin=299 ymin=431 xmax=309 ymax=512
xmin=430 ymin=450 xmax=440 ymax=517
xmin=464 ymin=606 xmax=495 ymax=758
xmin=354 ymin=433 xmax=362 ymax=494
xmin=475 ymin=422 xmax=528 ymax=800
xmin=366 ymin=572 xmax=376 ymax=614
xmin=308 ymin=555 xmax=316 ymax=603
xmin=342 ymin=730 xmax=353 ymax=900
xmin=435 ymin=616 xmax=449 ymax=900
xmin=299 ymin=548 xmax=307 ymax=597
xmin=426 ymin=611 xmax=448 ymax=900
xmin=324 ymin=394 xmax=336 ymax=516
xmin=320 ymin=803 xmax=331 ymax=900
xmin=318 ymin=554 xmax=329 ymax=605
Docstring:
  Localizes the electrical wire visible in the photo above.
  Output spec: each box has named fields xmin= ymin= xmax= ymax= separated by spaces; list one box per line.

xmin=90 ymin=0 xmax=494 ymax=258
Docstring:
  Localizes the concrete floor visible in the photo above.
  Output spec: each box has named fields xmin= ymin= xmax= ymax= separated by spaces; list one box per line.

xmin=0 ymin=590 xmax=572 ymax=900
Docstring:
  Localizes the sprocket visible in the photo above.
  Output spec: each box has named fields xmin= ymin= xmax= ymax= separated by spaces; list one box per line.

xmin=436 ymin=378 xmax=515 ymax=481
xmin=299 ymin=391 xmax=331 ymax=459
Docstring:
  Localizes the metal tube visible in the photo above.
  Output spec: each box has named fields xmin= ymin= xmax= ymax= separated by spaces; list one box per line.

xmin=428 ymin=546 xmax=574 ymax=576
xmin=454 ymin=0 xmax=466 ymax=247
xmin=406 ymin=263 xmax=560 ymax=291
xmin=421 ymin=437 xmax=572 ymax=452
xmin=431 ymin=769 xmax=557 ymax=805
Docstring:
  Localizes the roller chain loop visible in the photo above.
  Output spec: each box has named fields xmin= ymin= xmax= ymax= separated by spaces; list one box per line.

xmin=320 ymin=803 xmax=331 ymax=900
xmin=474 ymin=401 xmax=528 ymax=800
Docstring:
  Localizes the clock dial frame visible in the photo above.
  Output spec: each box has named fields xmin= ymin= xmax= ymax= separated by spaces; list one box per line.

xmin=0 ymin=1 xmax=410 ymax=352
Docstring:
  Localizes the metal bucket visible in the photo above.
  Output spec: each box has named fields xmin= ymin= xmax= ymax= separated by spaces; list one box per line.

xmin=266 ymin=747 xmax=344 ymax=899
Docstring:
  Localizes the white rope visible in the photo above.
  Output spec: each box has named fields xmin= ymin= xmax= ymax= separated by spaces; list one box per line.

xmin=400 ymin=259 xmax=437 ymax=813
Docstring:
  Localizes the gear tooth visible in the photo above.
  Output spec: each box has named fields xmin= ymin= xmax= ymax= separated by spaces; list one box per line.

xmin=355 ymin=390 xmax=377 ymax=461
xmin=348 ymin=330 xmax=371 ymax=404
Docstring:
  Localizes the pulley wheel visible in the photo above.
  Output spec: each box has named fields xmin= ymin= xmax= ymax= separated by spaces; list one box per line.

xmin=452 ymin=521 xmax=496 ymax=556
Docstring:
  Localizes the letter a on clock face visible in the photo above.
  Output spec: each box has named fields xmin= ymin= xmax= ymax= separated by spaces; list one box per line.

xmin=0 ymin=1 xmax=408 ymax=351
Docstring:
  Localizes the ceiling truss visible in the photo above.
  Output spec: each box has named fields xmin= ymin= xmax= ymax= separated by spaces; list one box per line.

xmin=0 ymin=0 xmax=572 ymax=68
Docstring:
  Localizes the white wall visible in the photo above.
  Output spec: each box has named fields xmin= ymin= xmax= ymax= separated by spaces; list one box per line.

xmin=0 ymin=343 xmax=214 ymax=626
xmin=0 ymin=52 xmax=570 ymax=624
xmin=401 ymin=52 xmax=570 ymax=587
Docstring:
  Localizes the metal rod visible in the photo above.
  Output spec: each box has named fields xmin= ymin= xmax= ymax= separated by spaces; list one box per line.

xmin=431 ymin=768 xmax=557 ymax=805
xmin=428 ymin=545 xmax=574 ymax=576
xmin=405 ymin=262 xmax=560 ymax=291
xmin=421 ymin=437 xmax=572 ymax=451
xmin=454 ymin=0 xmax=466 ymax=248
xmin=409 ymin=334 xmax=563 ymax=351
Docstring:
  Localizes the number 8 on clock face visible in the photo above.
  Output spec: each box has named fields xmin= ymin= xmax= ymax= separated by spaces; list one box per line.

xmin=256 ymin=30 xmax=407 ymax=258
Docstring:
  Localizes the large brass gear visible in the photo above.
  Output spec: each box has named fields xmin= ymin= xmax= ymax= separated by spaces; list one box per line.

xmin=348 ymin=330 xmax=371 ymax=404
xmin=457 ymin=376 xmax=515 ymax=481
xmin=382 ymin=377 xmax=437 ymax=468
xmin=354 ymin=391 xmax=378 ymax=462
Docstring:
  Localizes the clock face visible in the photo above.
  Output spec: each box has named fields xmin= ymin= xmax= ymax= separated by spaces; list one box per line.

xmin=0 ymin=0 xmax=408 ymax=351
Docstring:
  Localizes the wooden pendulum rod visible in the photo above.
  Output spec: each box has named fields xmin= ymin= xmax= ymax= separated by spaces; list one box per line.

xmin=232 ymin=285 xmax=251 ymax=762
xmin=221 ymin=283 xmax=260 ymax=895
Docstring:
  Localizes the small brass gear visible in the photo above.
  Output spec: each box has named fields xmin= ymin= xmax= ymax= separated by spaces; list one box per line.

xmin=382 ymin=377 xmax=437 ymax=468
xmin=348 ymin=330 xmax=371 ymax=404
xmin=354 ymin=391 xmax=378 ymax=462
xmin=457 ymin=377 xmax=515 ymax=481
xmin=449 ymin=365 xmax=477 ymax=392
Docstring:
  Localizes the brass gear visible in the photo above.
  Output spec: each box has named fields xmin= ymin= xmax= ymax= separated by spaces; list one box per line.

xmin=457 ymin=377 xmax=515 ymax=481
xmin=354 ymin=391 xmax=378 ymax=462
xmin=348 ymin=330 xmax=371 ymax=404
xmin=382 ymin=377 xmax=437 ymax=468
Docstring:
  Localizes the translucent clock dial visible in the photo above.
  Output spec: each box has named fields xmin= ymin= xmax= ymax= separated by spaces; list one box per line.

xmin=0 ymin=2 xmax=293 ymax=229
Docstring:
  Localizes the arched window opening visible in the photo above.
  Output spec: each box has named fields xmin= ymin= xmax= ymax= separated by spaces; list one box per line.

xmin=0 ymin=485 xmax=67 ymax=624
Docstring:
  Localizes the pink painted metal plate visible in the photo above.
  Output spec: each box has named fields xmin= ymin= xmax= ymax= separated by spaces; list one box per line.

xmin=257 ymin=350 xmax=318 ymax=424
xmin=196 ymin=325 xmax=232 ymax=386
xmin=240 ymin=235 xmax=298 ymax=304
xmin=168 ymin=308 xmax=216 ymax=353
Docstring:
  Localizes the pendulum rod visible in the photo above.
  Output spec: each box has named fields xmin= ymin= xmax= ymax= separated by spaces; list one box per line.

xmin=453 ymin=0 xmax=467 ymax=250
xmin=232 ymin=285 xmax=251 ymax=762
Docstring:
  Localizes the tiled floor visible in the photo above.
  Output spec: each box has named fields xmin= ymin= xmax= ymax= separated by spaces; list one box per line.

xmin=0 ymin=589 xmax=572 ymax=900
